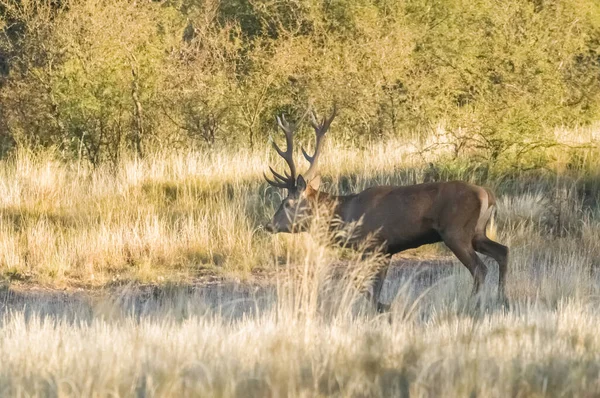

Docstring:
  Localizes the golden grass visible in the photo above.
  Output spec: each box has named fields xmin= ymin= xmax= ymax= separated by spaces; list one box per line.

xmin=0 ymin=227 xmax=599 ymax=396
xmin=0 ymin=130 xmax=598 ymax=395
xmin=0 ymin=128 xmax=597 ymax=287
xmin=0 ymin=138 xmax=438 ymax=286
xmin=2 ymin=298 xmax=600 ymax=397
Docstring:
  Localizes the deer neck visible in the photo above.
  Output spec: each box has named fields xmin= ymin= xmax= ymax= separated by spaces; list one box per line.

xmin=309 ymin=190 xmax=353 ymax=222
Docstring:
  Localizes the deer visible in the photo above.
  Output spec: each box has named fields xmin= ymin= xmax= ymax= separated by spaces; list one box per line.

xmin=264 ymin=108 xmax=509 ymax=312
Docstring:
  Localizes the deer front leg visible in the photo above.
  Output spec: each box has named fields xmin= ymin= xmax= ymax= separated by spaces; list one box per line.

xmin=367 ymin=262 xmax=390 ymax=313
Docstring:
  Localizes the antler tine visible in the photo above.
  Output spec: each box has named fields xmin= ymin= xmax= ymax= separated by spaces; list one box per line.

xmin=274 ymin=114 xmax=297 ymax=182
xmin=268 ymin=166 xmax=289 ymax=184
xmin=263 ymin=172 xmax=290 ymax=189
xmin=265 ymin=114 xmax=298 ymax=191
xmin=302 ymin=106 xmax=337 ymax=182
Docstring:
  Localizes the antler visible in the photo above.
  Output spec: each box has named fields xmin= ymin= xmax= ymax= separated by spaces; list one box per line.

xmin=264 ymin=114 xmax=298 ymax=191
xmin=302 ymin=106 xmax=337 ymax=182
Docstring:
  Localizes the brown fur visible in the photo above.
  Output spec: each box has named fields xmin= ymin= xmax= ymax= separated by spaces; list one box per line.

xmin=268 ymin=180 xmax=509 ymax=311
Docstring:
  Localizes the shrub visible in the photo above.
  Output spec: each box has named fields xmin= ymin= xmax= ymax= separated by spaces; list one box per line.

xmin=0 ymin=0 xmax=598 ymax=169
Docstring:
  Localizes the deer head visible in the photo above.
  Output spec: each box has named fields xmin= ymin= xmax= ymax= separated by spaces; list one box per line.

xmin=264 ymin=107 xmax=337 ymax=233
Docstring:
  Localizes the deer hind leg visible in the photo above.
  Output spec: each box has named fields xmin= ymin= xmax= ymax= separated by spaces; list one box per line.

xmin=473 ymin=235 xmax=509 ymax=300
xmin=443 ymin=237 xmax=488 ymax=296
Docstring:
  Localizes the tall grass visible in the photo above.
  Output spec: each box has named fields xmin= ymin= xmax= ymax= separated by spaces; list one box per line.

xmin=0 ymin=126 xmax=597 ymax=287
xmin=0 ymin=228 xmax=599 ymax=396
xmin=0 ymin=128 xmax=598 ymax=395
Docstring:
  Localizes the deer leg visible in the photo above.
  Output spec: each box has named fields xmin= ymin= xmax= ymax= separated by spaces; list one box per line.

xmin=473 ymin=235 xmax=509 ymax=300
xmin=363 ymin=255 xmax=390 ymax=313
xmin=372 ymin=264 xmax=390 ymax=313
xmin=443 ymin=238 xmax=488 ymax=296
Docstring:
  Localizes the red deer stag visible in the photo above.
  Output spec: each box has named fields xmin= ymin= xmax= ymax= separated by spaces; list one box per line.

xmin=264 ymin=109 xmax=509 ymax=312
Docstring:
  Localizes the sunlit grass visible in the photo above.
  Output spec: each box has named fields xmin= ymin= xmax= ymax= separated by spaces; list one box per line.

xmin=0 ymin=129 xmax=596 ymax=288
xmin=0 ymin=138 xmax=444 ymax=286
xmin=0 ymin=237 xmax=599 ymax=397
xmin=0 ymin=131 xmax=597 ymax=395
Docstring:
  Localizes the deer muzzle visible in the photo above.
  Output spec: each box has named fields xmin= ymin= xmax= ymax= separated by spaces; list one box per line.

xmin=264 ymin=222 xmax=275 ymax=233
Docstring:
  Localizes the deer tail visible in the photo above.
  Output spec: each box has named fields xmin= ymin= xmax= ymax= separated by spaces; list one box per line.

xmin=484 ymin=188 xmax=498 ymax=241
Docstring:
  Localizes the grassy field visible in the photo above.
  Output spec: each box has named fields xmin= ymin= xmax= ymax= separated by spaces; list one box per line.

xmin=0 ymin=278 xmax=599 ymax=397
xmin=0 ymin=125 xmax=598 ymax=287
xmin=1 ymin=241 xmax=600 ymax=397
xmin=2 ymin=0 xmax=600 ymax=394
xmin=0 ymin=127 xmax=599 ymax=396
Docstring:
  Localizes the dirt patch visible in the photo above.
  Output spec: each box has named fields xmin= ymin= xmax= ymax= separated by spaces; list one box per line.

xmin=0 ymin=256 xmax=463 ymax=319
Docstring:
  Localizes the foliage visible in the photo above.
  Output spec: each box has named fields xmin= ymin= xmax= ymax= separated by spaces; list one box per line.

xmin=0 ymin=0 xmax=599 ymax=167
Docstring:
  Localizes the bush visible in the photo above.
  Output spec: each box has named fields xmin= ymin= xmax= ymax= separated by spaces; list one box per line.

xmin=0 ymin=0 xmax=598 ymax=168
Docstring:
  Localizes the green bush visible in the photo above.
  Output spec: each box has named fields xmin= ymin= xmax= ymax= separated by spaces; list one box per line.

xmin=0 ymin=0 xmax=598 ymax=168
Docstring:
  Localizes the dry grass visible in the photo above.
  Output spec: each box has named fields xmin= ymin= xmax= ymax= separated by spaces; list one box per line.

xmin=0 ymin=131 xmax=598 ymax=396
xmin=0 ymin=232 xmax=599 ymax=397
xmin=1 ymin=302 xmax=599 ymax=397
xmin=0 ymin=137 xmax=444 ymax=286
xmin=0 ymin=129 xmax=597 ymax=287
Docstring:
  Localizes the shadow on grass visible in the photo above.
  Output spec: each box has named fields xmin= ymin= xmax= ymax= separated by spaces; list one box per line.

xmin=0 ymin=281 xmax=276 ymax=325
xmin=0 ymin=258 xmax=468 ymax=323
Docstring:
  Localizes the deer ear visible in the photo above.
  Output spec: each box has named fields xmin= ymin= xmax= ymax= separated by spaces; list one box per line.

xmin=308 ymin=175 xmax=321 ymax=191
xmin=296 ymin=175 xmax=307 ymax=192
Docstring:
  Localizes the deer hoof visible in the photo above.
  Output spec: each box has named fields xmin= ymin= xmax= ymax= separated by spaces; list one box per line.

xmin=498 ymin=296 xmax=510 ymax=311
xmin=376 ymin=302 xmax=391 ymax=313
